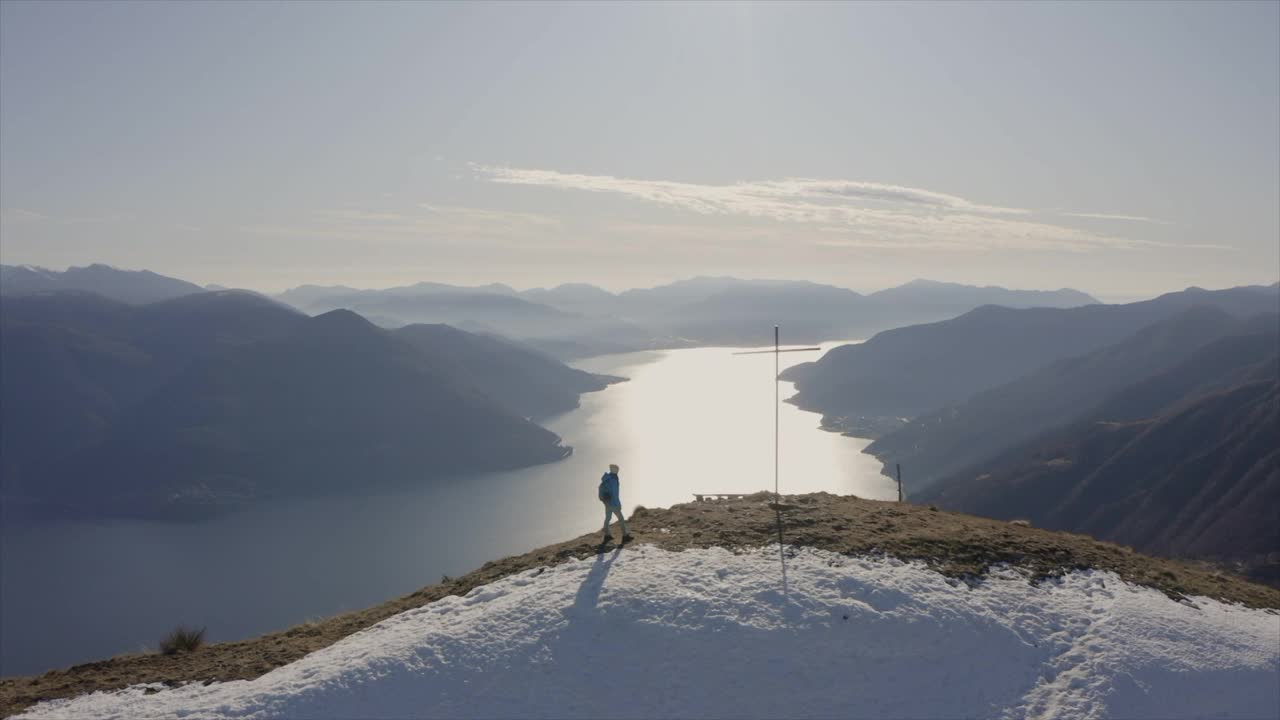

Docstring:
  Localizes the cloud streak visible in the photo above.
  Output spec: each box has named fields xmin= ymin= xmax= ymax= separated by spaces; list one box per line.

xmin=1061 ymin=212 xmax=1172 ymax=225
xmin=0 ymin=207 xmax=133 ymax=225
xmin=241 ymin=204 xmax=565 ymax=249
xmin=475 ymin=165 xmax=1187 ymax=253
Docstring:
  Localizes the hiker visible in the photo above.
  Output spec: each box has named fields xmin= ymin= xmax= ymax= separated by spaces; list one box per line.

xmin=599 ymin=463 xmax=633 ymax=545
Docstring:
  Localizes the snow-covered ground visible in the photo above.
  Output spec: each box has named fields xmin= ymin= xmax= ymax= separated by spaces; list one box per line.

xmin=19 ymin=545 xmax=1279 ymax=720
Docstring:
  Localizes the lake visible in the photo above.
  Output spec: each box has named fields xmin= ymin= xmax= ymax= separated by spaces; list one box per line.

xmin=0 ymin=341 xmax=895 ymax=677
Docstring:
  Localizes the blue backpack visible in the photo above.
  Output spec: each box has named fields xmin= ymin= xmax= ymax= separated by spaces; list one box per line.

xmin=598 ymin=472 xmax=617 ymax=503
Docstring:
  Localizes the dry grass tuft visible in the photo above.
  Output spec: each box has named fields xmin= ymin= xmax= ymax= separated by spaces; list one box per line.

xmin=158 ymin=626 xmax=205 ymax=656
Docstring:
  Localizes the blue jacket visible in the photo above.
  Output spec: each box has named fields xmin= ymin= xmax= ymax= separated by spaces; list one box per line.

xmin=599 ymin=472 xmax=621 ymax=507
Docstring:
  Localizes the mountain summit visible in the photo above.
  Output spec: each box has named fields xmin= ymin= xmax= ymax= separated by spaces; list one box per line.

xmin=4 ymin=494 xmax=1276 ymax=719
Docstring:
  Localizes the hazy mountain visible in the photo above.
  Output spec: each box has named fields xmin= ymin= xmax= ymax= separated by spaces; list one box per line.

xmin=1 ymin=290 xmax=305 ymax=379
xmin=783 ymin=284 xmax=1280 ymax=419
xmin=0 ymin=263 xmax=204 ymax=304
xmin=867 ymin=279 xmax=1097 ymax=312
xmin=615 ymin=276 xmax=757 ymax=318
xmin=318 ymin=292 xmax=583 ymax=334
xmin=917 ymin=352 xmax=1279 ymax=582
xmin=652 ymin=278 xmax=1099 ymax=346
xmin=278 ymin=284 xmax=677 ymax=359
xmin=517 ymin=277 xmax=818 ymax=322
xmin=274 ymin=283 xmax=363 ymax=308
xmin=315 ymin=292 xmax=674 ymax=357
xmin=587 ymin=277 xmax=1095 ymax=346
xmin=0 ymin=265 xmax=61 ymax=292
xmin=520 ymin=283 xmax=620 ymax=316
xmin=661 ymin=282 xmax=873 ymax=344
xmin=276 ymin=276 xmax=1102 ymax=356
xmin=277 ymin=281 xmax=518 ymax=311
xmin=1 ymin=294 xmax=616 ymax=518
xmin=393 ymin=323 xmax=622 ymax=419
xmin=867 ymin=307 xmax=1278 ymax=489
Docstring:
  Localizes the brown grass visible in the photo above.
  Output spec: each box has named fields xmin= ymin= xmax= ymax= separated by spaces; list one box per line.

xmin=3 ymin=492 xmax=1277 ymax=717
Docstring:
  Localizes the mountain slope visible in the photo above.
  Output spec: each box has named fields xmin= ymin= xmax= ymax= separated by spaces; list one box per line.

xmin=43 ymin=311 xmax=569 ymax=515
xmin=4 ymin=494 xmax=1277 ymax=719
xmin=2 ymin=295 xmax=616 ymax=518
xmin=1062 ymin=381 xmax=1279 ymax=560
xmin=783 ymin=284 xmax=1279 ymax=419
xmin=868 ymin=307 xmax=1277 ymax=488
xmin=0 ymin=264 xmax=204 ymax=304
xmin=0 ymin=292 xmax=307 ymax=494
xmin=918 ymin=352 xmax=1280 ymax=580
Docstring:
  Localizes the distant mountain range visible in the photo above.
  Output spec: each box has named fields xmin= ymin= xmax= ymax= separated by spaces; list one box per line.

xmin=865 ymin=278 xmax=1097 ymax=313
xmin=275 ymin=281 xmax=521 ymax=309
xmin=0 ymin=291 xmax=617 ymax=519
xmin=274 ymin=274 xmax=1100 ymax=356
xmin=2 ymin=265 xmax=1104 ymax=357
xmin=280 ymin=286 xmax=672 ymax=359
xmin=782 ymin=284 xmax=1279 ymax=418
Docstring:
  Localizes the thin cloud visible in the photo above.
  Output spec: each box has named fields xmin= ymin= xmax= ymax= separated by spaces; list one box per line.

xmin=731 ymin=178 xmax=1029 ymax=215
xmin=474 ymin=165 xmax=1172 ymax=253
xmin=478 ymin=166 xmax=1027 ymax=217
xmin=243 ymin=204 xmax=563 ymax=246
xmin=1179 ymin=242 xmax=1237 ymax=251
xmin=1061 ymin=212 xmax=1172 ymax=225
xmin=416 ymin=204 xmax=562 ymax=229
xmin=0 ymin=208 xmax=51 ymax=222
xmin=0 ymin=208 xmax=133 ymax=225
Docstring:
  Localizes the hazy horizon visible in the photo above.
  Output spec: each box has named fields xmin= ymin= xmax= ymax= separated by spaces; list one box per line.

xmin=10 ymin=257 xmax=1280 ymax=302
xmin=2 ymin=2 xmax=1278 ymax=299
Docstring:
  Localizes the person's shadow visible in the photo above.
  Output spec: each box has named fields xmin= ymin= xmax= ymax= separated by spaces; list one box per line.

xmin=569 ymin=546 xmax=622 ymax=617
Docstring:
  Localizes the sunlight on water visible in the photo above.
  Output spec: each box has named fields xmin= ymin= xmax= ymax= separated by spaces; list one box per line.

xmin=571 ymin=341 xmax=895 ymax=506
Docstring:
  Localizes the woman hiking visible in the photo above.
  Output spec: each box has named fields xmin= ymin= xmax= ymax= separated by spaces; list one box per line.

xmin=599 ymin=463 xmax=633 ymax=546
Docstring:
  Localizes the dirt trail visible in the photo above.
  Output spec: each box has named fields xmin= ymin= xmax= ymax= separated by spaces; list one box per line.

xmin=4 ymin=492 xmax=1277 ymax=717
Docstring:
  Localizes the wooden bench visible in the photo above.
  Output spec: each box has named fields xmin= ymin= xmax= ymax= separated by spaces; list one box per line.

xmin=692 ymin=493 xmax=750 ymax=502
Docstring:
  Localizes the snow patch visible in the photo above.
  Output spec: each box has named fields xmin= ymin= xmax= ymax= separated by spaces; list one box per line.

xmin=18 ymin=545 xmax=1279 ymax=719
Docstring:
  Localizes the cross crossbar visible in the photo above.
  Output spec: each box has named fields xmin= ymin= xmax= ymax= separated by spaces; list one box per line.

xmin=731 ymin=347 xmax=822 ymax=355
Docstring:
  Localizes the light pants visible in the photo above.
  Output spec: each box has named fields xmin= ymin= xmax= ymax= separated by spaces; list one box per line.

xmin=603 ymin=504 xmax=629 ymax=537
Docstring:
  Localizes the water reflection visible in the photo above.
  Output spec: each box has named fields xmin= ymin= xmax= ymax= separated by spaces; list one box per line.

xmin=569 ymin=341 xmax=894 ymax=506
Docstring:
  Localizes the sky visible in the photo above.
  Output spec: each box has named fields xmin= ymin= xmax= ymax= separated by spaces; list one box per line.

xmin=1 ymin=1 xmax=1277 ymax=300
